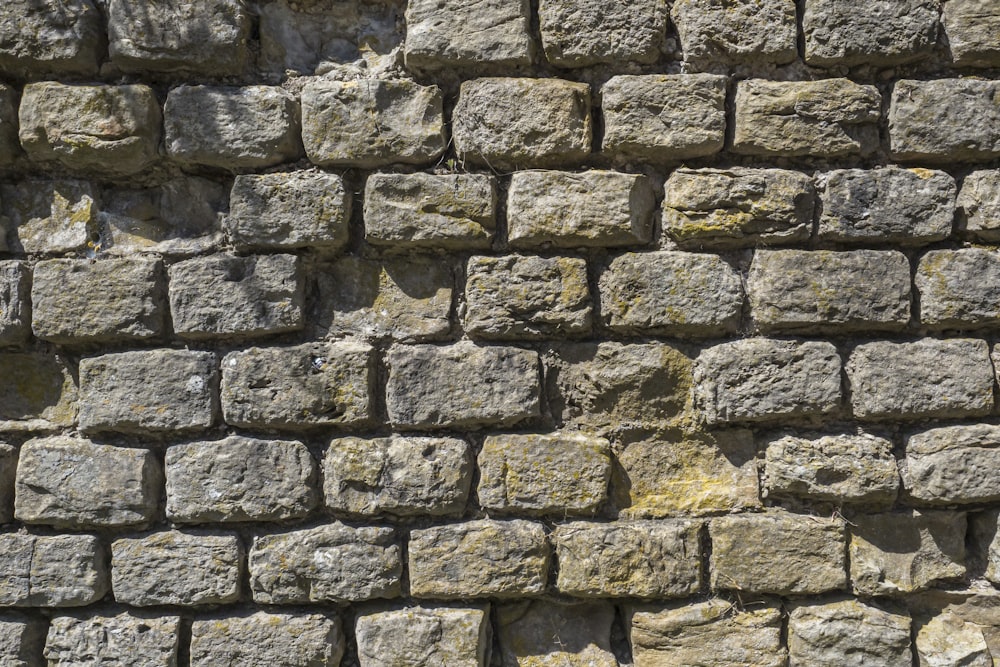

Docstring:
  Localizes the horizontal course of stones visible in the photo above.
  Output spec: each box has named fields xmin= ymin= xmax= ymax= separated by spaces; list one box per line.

xmin=1 ymin=0 xmax=1000 ymax=665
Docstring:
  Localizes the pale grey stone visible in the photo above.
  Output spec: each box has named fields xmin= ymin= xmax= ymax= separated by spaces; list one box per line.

xmin=944 ymin=0 xmax=1000 ymax=67
xmin=0 ymin=262 xmax=29 ymax=346
xmin=973 ymin=510 xmax=1000 ymax=586
xmin=0 ymin=0 xmax=103 ymax=77
xmin=0 ymin=444 xmax=13 ymax=524
xmin=553 ymin=521 xmax=701 ymax=598
xmin=0 ymin=612 xmax=46 ymax=667
xmin=0 ymin=85 xmax=19 ymax=167
xmin=539 ymin=0 xmax=666 ymax=67
xmin=404 ymin=0 xmax=532 ymax=67
xmin=916 ymin=610 xmax=995 ymax=667
xmin=918 ymin=249 xmax=1000 ymax=327
xmin=249 ymin=524 xmax=401 ymax=604
xmin=0 ymin=533 xmax=106 ymax=607
xmin=166 ymin=436 xmax=318 ymax=523
xmin=601 ymin=74 xmax=726 ymax=161
xmin=671 ymin=0 xmax=797 ymax=68
xmin=0 ymin=354 xmax=77 ymax=431
xmin=734 ymin=79 xmax=881 ymax=157
xmin=408 ymin=520 xmax=549 ymax=599
xmin=890 ymin=79 xmax=1000 ymax=162
xmin=111 ymin=532 xmax=242 ymax=606
xmin=453 ymin=78 xmax=591 ymax=170
xmin=847 ymin=339 xmax=994 ymax=421
xmin=905 ymin=424 xmax=1000 ymax=505
xmin=803 ymin=0 xmax=939 ymax=66
xmin=15 ymin=436 xmax=159 ymax=529
xmin=960 ymin=170 xmax=1000 ymax=240
xmin=324 ymin=436 xmax=472 ymax=518
xmin=497 ymin=601 xmax=616 ymax=667
xmin=2 ymin=180 xmax=97 ymax=254
xmin=507 ymin=170 xmax=655 ymax=249
xmin=191 ymin=612 xmax=343 ymax=667
xmin=44 ymin=613 xmax=180 ymax=667
xmin=356 ymin=606 xmax=490 ymax=667
xmin=788 ymin=599 xmax=912 ymax=667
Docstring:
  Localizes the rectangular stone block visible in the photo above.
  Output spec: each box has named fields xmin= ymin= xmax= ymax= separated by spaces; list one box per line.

xmin=44 ymin=613 xmax=180 ymax=667
xmin=601 ymin=74 xmax=726 ymax=160
xmin=356 ymin=606 xmax=490 ymax=667
xmin=0 ymin=261 xmax=29 ymax=346
xmin=497 ymin=601 xmax=617 ymax=667
xmin=539 ymin=0 xmax=667 ymax=67
xmin=78 ymin=349 xmax=218 ymax=434
xmin=789 ymin=600 xmax=913 ymax=667
xmin=507 ymin=170 xmax=655 ymax=248
xmin=453 ymin=78 xmax=591 ymax=170
xmin=0 ymin=354 xmax=76 ymax=431
xmin=408 ymin=520 xmax=549 ymax=599
xmin=465 ymin=255 xmax=591 ymax=340
xmin=905 ymin=425 xmax=1000 ymax=505
xmin=168 ymin=254 xmax=303 ymax=340
xmin=944 ymin=0 xmax=1000 ymax=66
xmin=733 ymin=79 xmax=881 ymax=157
xmin=166 ymin=435 xmax=317 ymax=523
xmin=221 ymin=341 xmax=373 ymax=429
xmin=915 ymin=605 xmax=997 ymax=667
xmin=960 ymin=170 xmax=1000 ymax=240
xmin=191 ymin=612 xmax=343 ymax=667
xmin=0 ymin=444 xmax=13 ymax=524
xmin=0 ymin=533 xmax=106 ymax=607
xmin=917 ymin=249 xmax=1000 ymax=328
xmin=386 ymin=342 xmax=540 ymax=430
xmin=15 ymin=436 xmax=160 ymax=529
xmin=671 ymin=0 xmax=797 ymax=68
xmin=404 ymin=0 xmax=531 ymax=68
xmin=302 ymin=79 xmax=445 ymax=168
xmin=890 ymin=79 xmax=1000 ymax=162
xmin=803 ymin=0 xmax=939 ymax=66
xmin=324 ymin=436 xmax=472 ymax=518
xmin=0 ymin=0 xmax=102 ymax=77
xmin=662 ymin=168 xmax=815 ymax=248
xmin=249 ymin=524 xmax=401 ymax=604
xmin=710 ymin=514 xmax=847 ymax=595
xmin=2 ymin=180 xmax=97 ymax=254
xmin=847 ymin=339 xmax=994 ymax=420
xmin=0 ymin=612 xmax=46 ymax=667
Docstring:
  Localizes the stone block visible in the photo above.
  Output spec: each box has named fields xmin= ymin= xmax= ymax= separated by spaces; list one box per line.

xmin=19 ymin=83 xmax=161 ymax=176
xmin=408 ymin=520 xmax=549 ymax=599
xmin=662 ymin=168 xmax=815 ymax=248
xmin=0 ymin=612 xmax=46 ymax=667
xmin=960 ymin=170 xmax=1000 ymax=240
xmin=890 ymin=79 xmax=1000 ymax=162
xmin=324 ymin=436 xmax=472 ymax=518
xmin=301 ymin=79 xmax=445 ymax=168
xmin=478 ymin=433 xmax=611 ymax=516
xmin=249 ymin=523 xmax=401 ymax=604
xmin=803 ymin=0 xmax=939 ymax=66
xmin=671 ymin=0 xmax=797 ymax=68
xmin=599 ymin=251 xmax=743 ymax=337
xmin=507 ymin=170 xmax=655 ymax=249
xmin=915 ymin=609 xmax=995 ymax=667
xmin=974 ymin=510 xmax=1000 ymax=586
xmin=0 ymin=353 xmax=76 ymax=431
xmin=168 ymin=254 xmax=303 ymax=340
xmin=227 ymin=172 xmax=350 ymax=251
xmin=31 ymin=258 xmax=166 ymax=344
xmin=364 ymin=173 xmax=496 ymax=250
xmin=944 ymin=0 xmax=1000 ymax=66
xmin=221 ymin=341 xmax=373 ymax=429
xmin=0 ymin=85 xmax=19 ymax=167
xmin=165 ymin=86 xmax=301 ymax=169
xmin=404 ymin=0 xmax=532 ymax=67
xmin=453 ymin=78 xmax=591 ymax=170
xmin=165 ymin=435 xmax=317 ymax=523
xmin=817 ymin=167 xmax=956 ymax=244
xmin=0 ymin=262 xmax=29 ymax=346
xmin=847 ymin=339 xmax=994 ymax=420
xmin=788 ymin=599 xmax=913 ymax=667
xmin=733 ymin=79 xmax=881 ymax=157
xmin=44 ymin=613 xmax=180 ymax=667
xmin=0 ymin=533 xmax=106 ymax=607
xmin=0 ymin=444 xmax=13 ymax=524
xmin=918 ymin=249 xmax=1000 ymax=327
xmin=356 ymin=606 xmax=490 ymax=667
xmin=539 ymin=0 xmax=667 ymax=67
xmin=78 ymin=349 xmax=218 ymax=435
xmin=386 ymin=342 xmax=540 ymax=430
xmin=191 ymin=612 xmax=343 ymax=667
xmin=497 ymin=601 xmax=617 ymax=667
xmin=553 ymin=521 xmax=701 ymax=598
xmin=108 ymin=0 xmax=250 ymax=75
xmin=710 ymin=514 xmax=847 ymax=595
xmin=601 ymin=74 xmax=726 ymax=161
xmin=465 ymin=255 xmax=591 ymax=340
xmin=0 ymin=0 xmax=102 ymax=77
xmin=850 ymin=510 xmax=966 ymax=596
xmin=905 ymin=425 xmax=1000 ymax=505
xmin=2 ymin=180 xmax=97 ymax=255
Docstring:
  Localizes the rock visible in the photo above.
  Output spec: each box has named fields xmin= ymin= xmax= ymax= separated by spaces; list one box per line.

xmin=788 ymin=599 xmax=912 ymax=667
xmin=917 ymin=249 xmax=1000 ymax=328
xmin=943 ymin=0 xmax=1000 ymax=67
xmin=1 ymin=180 xmax=98 ymax=254
xmin=403 ymin=0 xmax=532 ymax=68
xmin=0 ymin=612 xmax=46 ymax=667
xmin=890 ymin=79 xmax=1000 ymax=162
xmin=0 ymin=0 xmax=102 ymax=77
xmin=0 ymin=85 xmax=19 ymax=167
xmin=905 ymin=425 xmax=1000 ymax=505
xmin=671 ymin=0 xmax=797 ymax=68
xmin=972 ymin=510 xmax=1000 ymax=586
xmin=44 ymin=613 xmax=180 ymax=667
xmin=0 ymin=444 xmax=13 ymax=523
xmin=916 ymin=611 xmax=994 ymax=667
xmin=0 ymin=353 xmax=77 ymax=431
xmin=959 ymin=170 xmax=1000 ymax=240
xmin=355 ymin=606 xmax=490 ymax=667
xmin=496 ymin=600 xmax=617 ymax=667
xmin=539 ymin=0 xmax=666 ymax=67
xmin=803 ymin=0 xmax=939 ymax=66
xmin=0 ymin=262 xmax=29 ymax=346
xmin=0 ymin=533 xmax=106 ymax=607
xmin=191 ymin=612 xmax=343 ymax=667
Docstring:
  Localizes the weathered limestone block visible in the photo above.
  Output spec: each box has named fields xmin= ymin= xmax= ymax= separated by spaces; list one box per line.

xmin=850 ymin=510 xmax=967 ymax=595
xmin=453 ymin=78 xmax=591 ymax=169
xmin=301 ymin=79 xmax=445 ymax=168
xmin=803 ymin=0 xmax=939 ymax=66
xmin=0 ymin=444 xmax=13 ymax=523
xmin=733 ymin=79 xmax=881 ymax=157
xmin=671 ymin=0 xmax=797 ymax=68
xmin=788 ymin=599 xmax=913 ymax=667
xmin=221 ymin=342 xmax=373 ymax=428
xmin=960 ymin=170 xmax=1000 ymax=240
xmin=662 ymin=168 xmax=815 ymax=247
xmin=0 ymin=533 xmax=106 ymax=607
xmin=15 ymin=436 xmax=159 ymax=529
xmin=847 ymin=339 xmax=994 ymax=420
xmin=78 ymin=349 xmax=218 ymax=434
xmin=599 ymin=251 xmax=743 ymax=337
xmin=818 ymin=167 xmax=956 ymax=244
xmin=0 ymin=262 xmax=29 ymax=346
xmin=404 ymin=0 xmax=532 ymax=67
xmin=45 ymin=613 xmax=180 ymax=667
xmin=0 ymin=0 xmax=102 ymax=77
xmin=539 ymin=0 xmax=666 ymax=67
xmin=764 ymin=433 xmax=899 ymax=505
xmin=19 ymin=83 xmax=160 ymax=175
xmin=165 ymin=86 xmax=301 ymax=169
xmin=918 ymin=249 xmax=1000 ymax=327
xmin=356 ymin=606 xmax=490 ymax=667
xmin=478 ymin=433 xmax=611 ymax=516
xmin=1 ymin=180 xmax=97 ymax=255
xmin=227 ymin=172 xmax=350 ymax=251
xmin=191 ymin=612 xmax=343 ymax=667
xmin=386 ymin=343 xmax=540 ymax=429
xmin=364 ymin=173 xmax=496 ymax=250
xmin=0 ymin=353 xmax=76 ymax=430
xmin=0 ymin=85 xmax=19 ymax=167
xmin=408 ymin=520 xmax=548 ymax=599
xmin=629 ymin=599 xmax=786 ymax=667
xmin=905 ymin=425 xmax=1000 ymax=505
xmin=553 ymin=521 xmax=701 ymax=598
xmin=166 ymin=436 xmax=317 ymax=523
xmin=168 ymin=254 xmax=304 ymax=340
xmin=497 ymin=601 xmax=617 ymax=667
xmin=249 ymin=524 xmax=401 ymax=604
xmin=943 ymin=0 xmax=1000 ymax=67
xmin=601 ymin=74 xmax=727 ymax=160
xmin=324 ymin=436 xmax=473 ymax=518
xmin=507 ymin=170 xmax=655 ymax=248
xmin=890 ymin=79 xmax=1000 ymax=162
xmin=710 ymin=514 xmax=847 ymax=595
xmin=0 ymin=612 xmax=46 ymax=667
xmin=748 ymin=250 xmax=911 ymax=333
xmin=916 ymin=610 xmax=996 ymax=667
xmin=974 ymin=510 xmax=1000 ymax=585
xmin=316 ymin=256 xmax=453 ymax=342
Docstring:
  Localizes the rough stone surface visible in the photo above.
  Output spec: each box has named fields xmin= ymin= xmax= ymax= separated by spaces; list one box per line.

xmin=803 ymin=0 xmax=939 ymax=66
xmin=0 ymin=444 xmax=14 ymax=524
xmin=915 ymin=610 xmax=996 ymax=667
xmin=788 ymin=599 xmax=913 ymax=667
xmin=191 ymin=612 xmax=343 ymax=667
xmin=44 ymin=613 xmax=180 ymax=667
xmin=0 ymin=612 xmax=46 ymax=667
xmin=404 ymin=0 xmax=532 ymax=68
xmin=974 ymin=510 xmax=1000 ymax=586
xmin=0 ymin=353 xmax=77 ymax=431
xmin=539 ymin=0 xmax=666 ymax=67
xmin=671 ymin=0 xmax=797 ymax=68
xmin=0 ymin=261 xmax=30 ymax=346
xmin=890 ymin=79 xmax=1000 ymax=162
xmin=1 ymin=180 xmax=97 ymax=255
xmin=497 ymin=601 xmax=617 ymax=667
xmin=0 ymin=0 xmax=103 ymax=77
xmin=0 ymin=85 xmax=19 ymax=167
xmin=356 ymin=606 xmax=490 ymax=667
xmin=917 ymin=249 xmax=1000 ymax=328
xmin=960 ymin=170 xmax=1000 ymax=240
xmin=905 ymin=425 xmax=1000 ymax=505
xmin=943 ymin=0 xmax=1000 ymax=67
xmin=0 ymin=533 xmax=106 ymax=607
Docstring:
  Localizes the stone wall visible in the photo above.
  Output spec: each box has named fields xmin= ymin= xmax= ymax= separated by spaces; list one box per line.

xmin=0 ymin=0 xmax=999 ymax=665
